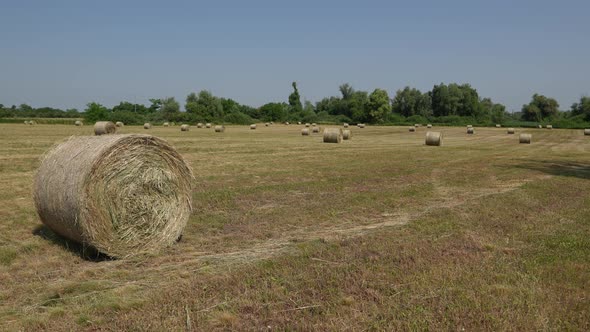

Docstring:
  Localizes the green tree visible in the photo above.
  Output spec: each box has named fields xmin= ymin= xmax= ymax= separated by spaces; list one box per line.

xmin=84 ymin=102 xmax=109 ymax=122
xmin=571 ymin=96 xmax=590 ymax=120
xmin=259 ymin=102 xmax=289 ymax=121
xmin=339 ymin=83 xmax=354 ymax=100
xmin=160 ymin=97 xmax=180 ymax=119
xmin=521 ymin=94 xmax=559 ymax=121
xmin=288 ymin=82 xmax=303 ymax=113
xmin=392 ymin=87 xmax=432 ymax=117
xmin=185 ymin=91 xmax=223 ymax=121
xmin=367 ymin=89 xmax=391 ymax=123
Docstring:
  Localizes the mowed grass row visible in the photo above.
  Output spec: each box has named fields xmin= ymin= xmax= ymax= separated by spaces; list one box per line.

xmin=0 ymin=124 xmax=589 ymax=330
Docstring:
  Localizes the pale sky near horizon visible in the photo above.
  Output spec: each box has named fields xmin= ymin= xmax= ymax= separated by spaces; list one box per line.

xmin=0 ymin=0 xmax=588 ymax=112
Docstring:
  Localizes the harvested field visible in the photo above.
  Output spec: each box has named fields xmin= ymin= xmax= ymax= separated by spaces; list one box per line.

xmin=0 ymin=124 xmax=589 ymax=330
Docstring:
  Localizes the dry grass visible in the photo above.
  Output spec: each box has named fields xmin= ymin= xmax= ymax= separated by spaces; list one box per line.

xmin=0 ymin=124 xmax=589 ymax=330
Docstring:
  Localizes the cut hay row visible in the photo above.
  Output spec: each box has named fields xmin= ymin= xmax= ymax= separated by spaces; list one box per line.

xmin=33 ymin=134 xmax=194 ymax=258
xmin=94 ymin=121 xmax=116 ymax=136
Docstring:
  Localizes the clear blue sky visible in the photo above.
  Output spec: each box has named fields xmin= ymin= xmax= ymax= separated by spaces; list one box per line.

xmin=1 ymin=0 xmax=588 ymax=112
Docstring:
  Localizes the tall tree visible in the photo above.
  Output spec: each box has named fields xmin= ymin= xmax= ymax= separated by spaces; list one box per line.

xmin=288 ymin=82 xmax=303 ymax=113
xmin=521 ymin=94 xmax=559 ymax=121
xmin=367 ymin=89 xmax=392 ymax=123
xmin=185 ymin=91 xmax=223 ymax=120
xmin=392 ymin=87 xmax=432 ymax=117
xmin=160 ymin=97 xmax=180 ymax=118
xmin=571 ymin=96 xmax=590 ymax=120
xmin=84 ymin=102 xmax=109 ymax=122
xmin=339 ymin=83 xmax=354 ymax=100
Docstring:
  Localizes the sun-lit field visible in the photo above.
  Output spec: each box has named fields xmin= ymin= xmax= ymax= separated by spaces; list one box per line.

xmin=1 ymin=123 xmax=589 ymax=330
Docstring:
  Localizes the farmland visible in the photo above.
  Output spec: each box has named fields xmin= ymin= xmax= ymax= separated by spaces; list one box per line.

xmin=1 ymin=123 xmax=589 ymax=330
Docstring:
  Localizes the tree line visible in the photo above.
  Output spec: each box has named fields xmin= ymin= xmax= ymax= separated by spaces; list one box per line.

xmin=1 ymin=83 xmax=589 ymax=127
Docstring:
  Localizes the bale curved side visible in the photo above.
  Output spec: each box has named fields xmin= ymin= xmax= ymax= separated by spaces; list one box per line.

xmin=94 ymin=121 xmax=116 ymax=136
xmin=425 ymin=132 xmax=442 ymax=146
xmin=323 ymin=128 xmax=342 ymax=143
xmin=33 ymin=134 xmax=194 ymax=258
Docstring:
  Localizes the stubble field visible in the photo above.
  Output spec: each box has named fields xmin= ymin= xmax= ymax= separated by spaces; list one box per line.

xmin=1 ymin=123 xmax=589 ymax=330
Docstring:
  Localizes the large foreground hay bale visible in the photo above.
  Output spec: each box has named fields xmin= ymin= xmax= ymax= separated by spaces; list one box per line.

xmin=342 ymin=129 xmax=352 ymax=140
xmin=312 ymin=127 xmax=320 ymax=133
xmin=250 ymin=124 xmax=257 ymax=130
xmin=323 ymin=128 xmax=343 ymax=143
xmin=180 ymin=124 xmax=190 ymax=131
xmin=507 ymin=128 xmax=515 ymax=134
xmin=75 ymin=120 xmax=83 ymax=126
xmin=214 ymin=125 xmax=225 ymax=132
xmin=94 ymin=121 xmax=116 ymax=136
xmin=467 ymin=127 xmax=474 ymax=134
xmin=409 ymin=126 xmax=416 ymax=132
xmin=301 ymin=128 xmax=310 ymax=136
xmin=519 ymin=133 xmax=532 ymax=144
xmin=33 ymin=134 xmax=193 ymax=258
xmin=585 ymin=129 xmax=590 ymax=136
xmin=144 ymin=123 xmax=152 ymax=129
xmin=116 ymin=121 xmax=124 ymax=127
xmin=206 ymin=123 xmax=212 ymax=128
xmin=425 ymin=131 xmax=443 ymax=146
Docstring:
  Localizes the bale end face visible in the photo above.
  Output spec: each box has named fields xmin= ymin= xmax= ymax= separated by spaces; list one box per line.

xmin=94 ymin=121 xmax=116 ymax=136
xmin=343 ymin=123 xmax=349 ymax=128
xmin=323 ymin=128 xmax=343 ymax=143
xmin=425 ymin=131 xmax=443 ymax=146
xmin=519 ymin=133 xmax=532 ymax=144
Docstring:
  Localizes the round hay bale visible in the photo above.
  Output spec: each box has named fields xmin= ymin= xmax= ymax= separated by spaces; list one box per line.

xmin=205 ymin=123 xmax=212 ymax=128
xmin=323 ymin=128 xmax=343 ymax=143
xmin=538 ymin=125 xmax=542 ymax=129
xmin=467 ymin=125 xmax=473 ymax=128
xmin=496 ymin=124 xmax=501 ymax=128
xmin=546 ymin=125 xmax=553 ymax=129
xmin=33 ymin=134 xmax=193 ymax=258
xmin=425 ymin=131 xmax=443 ymax=146
xmin=75 ymin=120 xmax=83 ymax=126
xmin=297 ymin=121 xmax=301 ymax=125
xmin=29 ymin=121 xmax=36 ymax=125
xmin=250 ymin=124 xmax=257 ymax=129
xmin=285 ymin=122 xmax=290 ymax=125
xmin=519 ymin=133 xmax=532 ymax=144
xmin=115 ymin=121 xmax=124 ymax=127
xmin=180 ymin=124 xmax=190 ymax=131
xmin=358 ymin=124 xmax=366 ymax=128
xmin=507 ymin=128 xmax=515 ymax=134
xmin=270 ymin=122 xmax=274 ymax=125
xmin=214 ymin=125 xmax=225 ymax=132
xmin=265 ymin=123 xmax=269 ymax=127
xmin=342 ymin=129 xmax=352 ymax=140
xmin=343 ymin=123 xmax=349 ymax=128
xmin=24 ymin=120 xmax=29 ymax=124
xmin=144 ymin=123 xmax=152 ymax=129
xmin=312 ymin=123 xmax=317 ymax=127
xmin=584 ymin=129 xmax=590 ymax=136
xmin=409 ymin=126 xmax=416 ymax=132
xmin=467 ymin=127 xmax=474 ymax=134
xmin=305 ymin=123 xmax=310 ymax=127
xmin=94 ymin=121 xmax=116 ymax=136
xmin=301 ymin=128 xmax=310 ymax=136
xmin=414 ymin=124 xmax=420 ymax=128
xmin=163 ymin=122 xmax=169 ymax=127
xmin=312 ymin=127 xmax=320 ymax=133
xmin=197 ymin=123 xmax=203 ymax=128
xmin=427 ymin=124 xmax=432 ymax=128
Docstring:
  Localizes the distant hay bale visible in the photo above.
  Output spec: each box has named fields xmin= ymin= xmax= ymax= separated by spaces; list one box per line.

xmin=24 ymin=120 xmax=28 ymax=124
xmin=507 ymin=128 xmax=515 ymax=134
xmin=265 ymin=123 xmax=269 ymax=127
xmin=115 ymin=121 xmax=124 ymax=127
xmin=414 ymin=124 xmax=420 ymax=128
xmin=467 ymin=127 xmax=474 ymax=134
xmin=425 ymin=131 xmax=443 ymax=146
xmin=270 ymin=122 xmax=274 ymax=125
xmin=357 ymin=123 xmax=365 ymax=128
xmin=163 ymin=122 xmax=169 ymax=127
xmin=343 ymin=123 xmax=349 ymax=128
xmin=206 ymin=123 xmax=212 ymax=128
xmin=312 ymin=127 xmax=320 ymax=133
xmin=297 ymin=121 xmax=301 ymax=125
xmin=214 ymin=125 xmax=225 ymax=132
xmin=342 ymin=129 xmax=352 ymax=140
xmin=496 ymin=124 xmax=501 ymax=128
xmin=409 ymin=127 xmax=416 ymax=132
xmin=546 ymin=125 xmax=553 ymax=129
xmin=467 ymin=125 xmax=473 ymax=128
xmin=180 ymin=124 xmax=190 ymax=131
xmin=519 ymin=133 xmax=532 ymax=144
xmin=33 ymin=134 xmax=193 ymax=258
xmin=285 ymin=122 xmax=290 ymax=125
xmin=94 ymin=121 xmax=116 ymax=136
xmin=144 ymin=123 xmax=152 ymax=129
xmin=538 ymin=125 xmax=542 ymax=129
xmin=301 ymin=128 xmax=310 ymax=136
xmin=75 ymin=120 xmax=83 ymax=126
xmin=427 ymin=124 xmax=432 ymax=128
xmin=29 ymin=120 xmax=36 ymax=125
xmin=197 ymin=123 xmax=203 ymax=128
xmin=312 ymin=123 xmax=317 ymax=127
xmin=585 ymin=129 xmax=590 ymax=136
xmin=305 ymin=123 xmax=310 ymax=127
xmin=250 ymin=124 xmax=257 ymax=130
xmin=323 ymin=128 xmax=343 ymax=143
